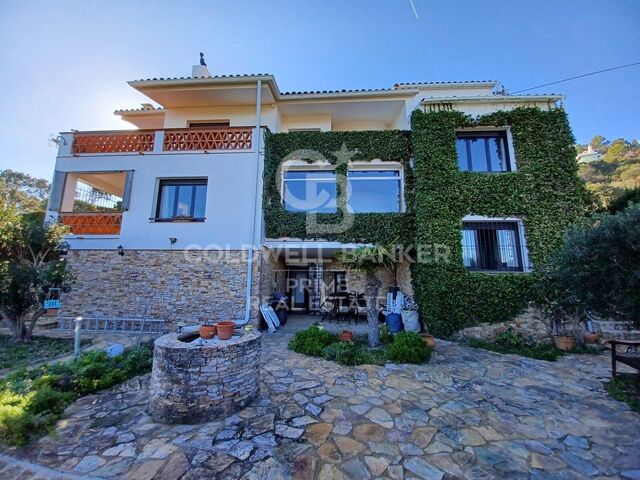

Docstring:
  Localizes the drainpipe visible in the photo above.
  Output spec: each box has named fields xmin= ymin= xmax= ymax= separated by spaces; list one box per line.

xmin=239 ymin=80 xmax=263 ymax=325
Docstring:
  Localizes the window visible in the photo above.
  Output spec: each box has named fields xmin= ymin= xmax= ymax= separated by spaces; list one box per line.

xmin=456 ymin=131 xmax=511 ymax=172
xmin=156 ymin=179 xmax=207 ymax=221
xmin=347 ymin=170 xmax=401 ymax=213
xmin=283 ymin=171 xmax=336 ymax=213
xmin=461 ymin=221 xmax=524 ymax=272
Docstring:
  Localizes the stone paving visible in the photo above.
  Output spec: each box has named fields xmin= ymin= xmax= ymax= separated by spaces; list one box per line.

xmin=3 ymin=319 xmax=640 ymax=479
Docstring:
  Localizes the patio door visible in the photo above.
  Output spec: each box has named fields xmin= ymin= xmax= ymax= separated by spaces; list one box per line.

xmin=287 ymin=269 xmax=310 ymax=312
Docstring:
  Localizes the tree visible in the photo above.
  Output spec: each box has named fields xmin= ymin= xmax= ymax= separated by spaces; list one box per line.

xmin=0 ymin=198 xmax=73 ymax=342
xmin=538 ymin=204 xmax=640 ymax=328
xmin=608 ymin=187 xmax=640 ymax=214
xmin=335 ymin=243 xmax=399 ymax=348
xmin=0 ymin=170 xmax=51 ymax=213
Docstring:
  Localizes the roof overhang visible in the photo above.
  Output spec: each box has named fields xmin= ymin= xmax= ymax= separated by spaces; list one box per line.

xmin=128 ymin=75 xmax=279 ymax=107
xmin=420 ymin=94 xmax=564 ymax=106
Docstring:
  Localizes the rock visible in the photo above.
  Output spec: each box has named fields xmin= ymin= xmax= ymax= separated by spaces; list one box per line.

xmin=410 ymin=427 xmax=438 ymax=448
xmin=241 ymin=457 xmax=287 ymax=480
xmin=115 ymin=432 xmax=136 ymax=444
xmin=318 ymin=464 xmax=347 ymax=480
xmin=124 ymin=459 xmax=165 ymax=480
xmin=228 ymin=440 xmax=254 ymax=460
xmin=530 ymin=452 xmax=566 ymax=471
xmin=564 ymin=435 xmax=590 ymax=449
xmin=216 ymin=428 xmax=238 ymax=441
xmin=334 ymin=436 xmax=365 ymax=456
xmin=388 ymin=464 xmax=404 ymax=480
xmin=459 ymin=428 xmax=486 ymax=446
xmin=351 ymin=404 xmax=371 ymax=415
xmin=305 ymin=403 xmax=322 ymax=416
xmin=292 ymin=455 xmax=317 ymax=480
xmin=73 ymin=455 xmax=106 ymax=473
xmin=333 ymin=420 xmax=353 ymax=435
xmin=290 ymin=380 xmax=319 ymax=391
xmin=290 ymin=415 xmax=318 ymax=427
xmin=275 ymin=424 xmax=304 ymax=439
xmin=342 ymin=458 xmax=371 ymax=480
xmin=403 ymin=457 xmax=444 ymax=480
xmin=399 ymin=442 xmax=424 ymax=456
xmin=303 ymin=423 xmax=332 ymax=446
xmin=103 ymin=442 xmax=136 ymax=457
xmin=155 ymin=452 xmax=190 ymax=480
xmin=318 ymin=441 xmax=341 ymax=463
xmin=369 ymin=441 xmax=400 ymax=455
xmin=205 ymin=452 xmax=235 ymax=472
xmin=313 ymin=395 xmax=333 ymax=404
xmin=365 ymin=455 xmax=390 ymax=475
xmin=365 ymin=407 xmax=394 ymax=428
xmin=354 ymin=423 xmax=386 ymax=442
xmin=253 ymin=432 xmax=277 ymax=447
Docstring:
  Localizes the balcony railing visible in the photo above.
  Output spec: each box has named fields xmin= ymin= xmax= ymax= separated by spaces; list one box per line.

xmin=70 ymin=127 xmax=253 ymax=154
xmin=163 ymin=127 xmax=253 ymax=151
xmin=59 ymin=212 xmax=122 ymax=235
xmin=72 ymin=131 xmax=155 ymax=154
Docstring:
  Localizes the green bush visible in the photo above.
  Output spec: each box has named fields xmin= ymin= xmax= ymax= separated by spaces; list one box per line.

xmin=0 ymin=345 xmax=153 ymax=446
xmin=387 ymin=332 xmax=432 ymax=364
xmin=322 ymin=341 xmax=387 ymax=366
xmin=378 ymin=324 xmax=394 ymax=346
xmin=288 ymin=326 xmax=337 ymax=356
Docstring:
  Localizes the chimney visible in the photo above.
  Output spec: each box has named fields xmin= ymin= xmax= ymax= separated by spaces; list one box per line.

xmin=192 ymin=64 xmax=210 ymax=78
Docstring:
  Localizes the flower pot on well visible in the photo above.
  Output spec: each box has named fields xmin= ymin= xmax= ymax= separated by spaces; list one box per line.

xmin=339 ymin=331 xmax=353 ymax=342
xmin=199 ymin=324 xmax=216 ymax=340
xmin=421 ymin=334 xmax=436 ymax=349
xmin=216 ymin=321 xmax=236 ymax=340
xmin=583 ymin=331 xmax=600 ymax=344
xmin=553 ymin=335 xmax=576 ymax=351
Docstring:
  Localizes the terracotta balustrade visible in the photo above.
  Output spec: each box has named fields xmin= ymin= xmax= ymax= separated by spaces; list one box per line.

xmin=163 ymin=127 xmax=253 ymax=151
xmin=72 ymin=131 xmax=155 ymax=154
xmin=59 ymin=213 xmax=122 ymax=235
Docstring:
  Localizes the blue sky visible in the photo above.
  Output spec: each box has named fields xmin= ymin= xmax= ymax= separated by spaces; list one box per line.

xmin=0 ymin=0 xmax=638 ymax=179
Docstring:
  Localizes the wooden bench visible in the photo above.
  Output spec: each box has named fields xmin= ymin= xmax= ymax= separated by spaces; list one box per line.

xmin=605 ymin=339 xmax=640 ymax=379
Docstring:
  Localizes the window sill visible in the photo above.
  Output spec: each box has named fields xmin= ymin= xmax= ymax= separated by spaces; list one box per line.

xmin=149 ymin=217 xmax=206 ymax=223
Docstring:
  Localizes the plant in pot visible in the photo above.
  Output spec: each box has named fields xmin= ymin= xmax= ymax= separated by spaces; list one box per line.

xmin=339 ymin=330 xmax=353 ymax=342
xmin=420 ymin=323 xmax=436 ymax=349
xmin=401 ymin=296 xmax=421 ymax=333
xmin=199 ymin=320 xmax=216 ymax=340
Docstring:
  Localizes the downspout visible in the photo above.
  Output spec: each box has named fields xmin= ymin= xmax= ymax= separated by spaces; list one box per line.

xmin=239 ymin=80 xmax=263 ymax=325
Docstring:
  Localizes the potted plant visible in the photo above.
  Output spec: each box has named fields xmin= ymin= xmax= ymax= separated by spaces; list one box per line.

xmin=401 ymin=296 xmax=421 ymax=333
xmin=420 ymin=325 xmax=436 ymax=349
xmin=199 ymin=321 xmax=216 ymax=340
xmin=339 ymin=330 xmax=353 ymax=342
xmin=216 ymin=321 xmax=236 ymax=340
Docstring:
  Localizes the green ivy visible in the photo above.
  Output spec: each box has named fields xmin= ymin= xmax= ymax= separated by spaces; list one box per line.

xmin=263 ymin=108 xmax=588 ymax=337
xmin=411 ymin=107 xmax=589 ymax=336
xmin=263 ymin=130 xmax=414 ymax=244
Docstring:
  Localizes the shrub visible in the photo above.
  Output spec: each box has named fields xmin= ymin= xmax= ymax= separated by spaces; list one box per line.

xmin=288 ymin=326 xmax=337 ymax=356
xmin=387 ymin=332 xmax=432 ymax=364
xmin=322 ymin=341 xmax=387 ymax=366
xmin=494 ymin=328 xmax=526 ymax=349
xmin=378 ymin=324 xmax=394 ymax=345
xmin=0 ymin=345 xmax=153 ymax=446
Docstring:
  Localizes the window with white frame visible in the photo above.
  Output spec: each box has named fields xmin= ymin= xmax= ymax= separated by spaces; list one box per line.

xmin=456 ymin=130 xmax=512 ymax=172
xmin=347 ymin=170 xmax=402 ymax=213
xmin=461 ymin=220 xmax=526 ymax=272
xmin=283 ymin=171 xmax=336 ymax=213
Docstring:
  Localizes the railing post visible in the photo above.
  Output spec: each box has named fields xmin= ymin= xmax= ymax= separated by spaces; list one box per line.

xmin=153 ymin=130 xmax=165 ymax=153
xmin=74 ymin=316 xmax=83 ymax=357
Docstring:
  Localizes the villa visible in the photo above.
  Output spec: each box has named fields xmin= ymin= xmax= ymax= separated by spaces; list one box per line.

xmin=46 ymin=60 xmax=582 ymax=333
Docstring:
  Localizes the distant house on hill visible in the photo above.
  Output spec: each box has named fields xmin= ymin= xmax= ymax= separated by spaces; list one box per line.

xmin=577 ymin=144 xmax=602 ymax=163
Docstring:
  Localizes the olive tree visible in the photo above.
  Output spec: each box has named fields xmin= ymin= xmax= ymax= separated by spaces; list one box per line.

xmin=335 ymin=243 xmax=398 ymax=348
xmin=0 ymin=200 xmax=73 ymax=342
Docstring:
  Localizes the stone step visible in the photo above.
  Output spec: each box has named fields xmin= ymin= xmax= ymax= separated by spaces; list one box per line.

xmin=36 ymin=317 xmax=59 ymax=329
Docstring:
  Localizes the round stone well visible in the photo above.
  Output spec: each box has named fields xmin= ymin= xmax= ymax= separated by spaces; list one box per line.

xmin=149 ymin=330 xmax=261 ymax=424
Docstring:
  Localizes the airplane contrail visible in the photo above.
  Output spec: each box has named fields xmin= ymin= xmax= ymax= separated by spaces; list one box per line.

xmin=408 ymin=0 xmax=419 ymax=19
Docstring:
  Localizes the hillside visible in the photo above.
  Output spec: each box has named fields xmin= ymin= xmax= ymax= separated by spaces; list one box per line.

xmin=577 ymin=136 xmax=640 ymax=205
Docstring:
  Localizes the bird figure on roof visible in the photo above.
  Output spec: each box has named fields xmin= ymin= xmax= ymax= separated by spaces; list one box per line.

xmin=199 ymin=52 xmax=207 ymax=67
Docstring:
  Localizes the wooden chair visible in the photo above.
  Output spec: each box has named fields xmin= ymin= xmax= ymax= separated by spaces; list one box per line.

xmin=605 ymin=339 xmax=640 ymax=379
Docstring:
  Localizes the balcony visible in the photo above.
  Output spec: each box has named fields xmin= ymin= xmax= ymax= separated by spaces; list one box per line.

xmin=59 ymin=212 xmax=122 ymax=235
xmin=70 ymin=127 xmax=253 ymax=154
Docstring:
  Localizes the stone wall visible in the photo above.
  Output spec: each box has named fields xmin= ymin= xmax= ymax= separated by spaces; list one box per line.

xmin=149 ymin=331 xmax=261 ymax=424
xmin=61 ymin=249 xmax=261 ymax=327
xmin=453 ymin=308 xmax=551 ymax=343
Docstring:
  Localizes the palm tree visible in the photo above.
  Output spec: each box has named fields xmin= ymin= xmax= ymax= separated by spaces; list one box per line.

xmin=335 ymin=243 xmax=398 ymax=348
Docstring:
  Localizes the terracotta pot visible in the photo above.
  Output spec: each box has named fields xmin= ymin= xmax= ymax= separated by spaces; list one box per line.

xmin=216 ymin=321 xmax=236 ymax=340
xmin=339 ymin=331 xmax=353 ymax=342
xmin=199 ymin=324 xmax=216 ymax=340
xmin=421 ymin=334 xmax=436 ymax=349
xmin=583 ymin=331 xmax=600 ymax=344
xmin=553 ymin=335 xmax=576 ymax=351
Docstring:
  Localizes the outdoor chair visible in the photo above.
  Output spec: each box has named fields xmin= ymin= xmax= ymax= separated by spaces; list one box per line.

xmin=605 ymin=339 xmax=640 ymax=379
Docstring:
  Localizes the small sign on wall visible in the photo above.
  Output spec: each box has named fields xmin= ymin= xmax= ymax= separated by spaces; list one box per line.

xmin=44 ymin=299 xmax=61 ymax=309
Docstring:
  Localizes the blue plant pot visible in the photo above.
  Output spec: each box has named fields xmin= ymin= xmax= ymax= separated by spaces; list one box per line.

xmin=386 ymin=313 xmax=403 ymax=333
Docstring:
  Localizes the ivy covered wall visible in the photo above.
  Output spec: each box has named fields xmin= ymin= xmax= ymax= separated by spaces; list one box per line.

xmin=411 ymin=107 xmax=589 ymax=336
xmin=262 ymin=108 xmax=588 ymax=336
xmin=263 ymin=130 xmax=414 ymax=244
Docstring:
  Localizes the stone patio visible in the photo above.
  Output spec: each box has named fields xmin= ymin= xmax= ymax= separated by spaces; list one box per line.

xmin=2 ymin=318 xmax=640 ymax=479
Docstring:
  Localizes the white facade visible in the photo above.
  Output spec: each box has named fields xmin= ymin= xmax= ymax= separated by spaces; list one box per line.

xmin=47 ymin=69 xmax=563 ymax=252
